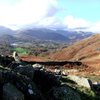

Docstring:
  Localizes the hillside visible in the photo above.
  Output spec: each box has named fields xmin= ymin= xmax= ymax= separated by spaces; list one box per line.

xmin=48 ymin=34 xmax=100 ymax=61
xmin=48 ymin=34 xmax=100 ymax=75
xmin=0 ymin=34 xmax=18 ymax=43
xmin=0 ymin=26 xmax=14 ymax=35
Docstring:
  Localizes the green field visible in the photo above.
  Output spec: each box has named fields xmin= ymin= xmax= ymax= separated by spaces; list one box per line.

xmin=12 ymin=47 xmax=28 ymax=55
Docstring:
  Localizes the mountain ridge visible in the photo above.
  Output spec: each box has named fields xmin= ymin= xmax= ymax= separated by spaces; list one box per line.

xmin=0 ymin=26 xmax=93 ymax=43
xmin=0 ymin=26 xmax=14 ymax=35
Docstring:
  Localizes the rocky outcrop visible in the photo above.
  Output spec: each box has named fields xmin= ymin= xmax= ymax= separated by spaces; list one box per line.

xmin=0 ymin=65 xmax=82 ymax=100
xmin=1 ymin=54 xmax=95 ymax=100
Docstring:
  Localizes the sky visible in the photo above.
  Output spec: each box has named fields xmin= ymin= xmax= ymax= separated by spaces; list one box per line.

xmin=0 ymin=0 xmax=100 ymax=32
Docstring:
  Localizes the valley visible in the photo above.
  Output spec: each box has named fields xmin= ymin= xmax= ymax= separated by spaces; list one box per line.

xmin=0 ymin=0 xmax=100 ymax=99
xmin=0 ymin=26 xmax=100 ymax=78
xmin=0 ymin=26 xmax=100 ymax=100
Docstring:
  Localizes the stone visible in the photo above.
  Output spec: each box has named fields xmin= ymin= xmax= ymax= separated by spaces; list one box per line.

xmin=54 ymin=69 xmax=61 ymax=75
xmin=3 ymin=83 xmax=24 ymax=100
xmin=2 ymin=70 xmax=44 ymax=100
xmin=48 ymin=85 xmax=81 ymax=100
xmin=67 ymin=75 xmax=91 ymax=88
xmin=12 ymin=52 xmax=21 ymax=63
xmin=13 ymin=65 xmax=34 ymax=79
xmin=62 ymin=71 xmax=66 ymax=76
xmin=32 ymin=64 xmax=44 ymax=70
xmin=33 ymin=70 xmax=61 ymax=93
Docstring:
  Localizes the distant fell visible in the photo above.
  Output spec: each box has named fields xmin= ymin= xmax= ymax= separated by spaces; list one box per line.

xmin=0 ymin=26 xmax=14 ymax=35
xmin=14 ymin=28 xmax=92 ymax=42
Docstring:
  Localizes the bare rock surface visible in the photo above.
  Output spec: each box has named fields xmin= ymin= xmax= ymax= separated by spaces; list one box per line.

xmin=67 ymin=75 xmax=91 ymax=88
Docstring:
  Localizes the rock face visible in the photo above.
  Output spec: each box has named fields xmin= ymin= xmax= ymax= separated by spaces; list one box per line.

xmin=3 ymin=83 xmax=24 ymax=100
xmin=67 ymin=75 xmax=91 ymax=88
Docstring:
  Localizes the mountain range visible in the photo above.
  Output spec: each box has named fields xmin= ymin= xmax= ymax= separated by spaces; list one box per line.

xmin=0 ymin=26 xmax=93 ymax=43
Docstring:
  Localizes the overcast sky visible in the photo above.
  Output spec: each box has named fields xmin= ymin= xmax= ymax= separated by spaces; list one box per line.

xmin=0 ymin=0 xmax=100 ymax=32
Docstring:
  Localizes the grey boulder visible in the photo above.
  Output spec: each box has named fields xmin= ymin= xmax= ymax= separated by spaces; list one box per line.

xmin=3 ymin=83 xmax=24 ymax=100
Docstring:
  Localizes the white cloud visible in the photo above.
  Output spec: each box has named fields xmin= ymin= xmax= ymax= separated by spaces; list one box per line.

xmin=63 ymin=15 xmax=100 ymax=33
xmin=37 ymin=17 xmax=61 ymax=27
xmin=63 ymin=15 xmax=91 ymax=29
xmin=1 ymin=0 xmax=100 ymax=33
xmin=86 ymin=22 xmax=100 ymax=33
xmin=0 ymin=0 xmax=58 ymax=28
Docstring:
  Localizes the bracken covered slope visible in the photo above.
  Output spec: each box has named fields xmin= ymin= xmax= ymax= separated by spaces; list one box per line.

xmin=48 ymin=34 xmax=100 ymax=61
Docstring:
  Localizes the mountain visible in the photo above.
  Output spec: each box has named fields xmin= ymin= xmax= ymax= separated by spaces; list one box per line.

xmin=0 ymin=26 xmax=16 ymax=43
xmin=14 ymin=28 xmax=68 ymax=42
xmin=0 ymin=26 xmax=93 ymax=43
xmin=48 ymin=34 xmax=100 ymax=61
xmin=0 ymin=34 xmax=18 ymax=43
xmin=14 ymin=28 xmax=92 ymax=42
xmin=0 ymin=26 xmax=14 ymax=35
xmin=56 ymin=30 xmax=92 ymax=41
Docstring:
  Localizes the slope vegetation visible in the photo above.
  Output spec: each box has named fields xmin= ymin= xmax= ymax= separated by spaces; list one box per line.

xmin=48 ymin=34 xmax=100 ymax=74
xmin=49 ymin=34 xmax=100 ymax=61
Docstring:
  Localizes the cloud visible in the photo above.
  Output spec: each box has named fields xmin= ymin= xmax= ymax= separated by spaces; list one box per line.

xmin=45 ymin=0 xmax=59 ymax=17
xmin=0 ymin=0 xmax=58 ymax=28
xmin=63 ymin=15 xmax=91 ymax=29
xmin=1 ymin=0 xmax=100 ymax=33
xmin=86 ymin=22 xmax=100 ymax=33
xmin=46 ymin=5 xmax=59 ymax=17
xmin=37 ymin=17 xmax=61 ymax=27
xmin=63 ymin=15 xmax=100 ymax=33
